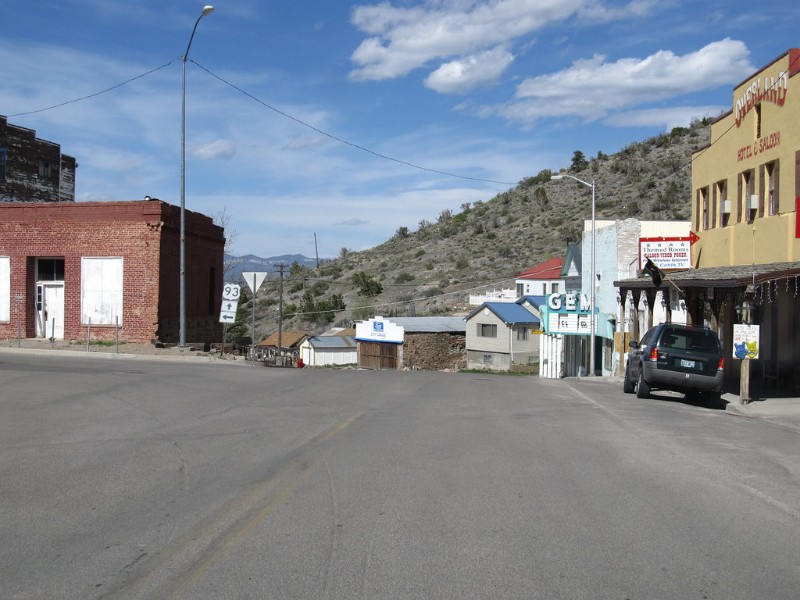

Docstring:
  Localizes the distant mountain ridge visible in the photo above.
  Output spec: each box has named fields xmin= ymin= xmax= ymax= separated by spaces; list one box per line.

xmin=224 ymin=253 xmax=320 ymax=282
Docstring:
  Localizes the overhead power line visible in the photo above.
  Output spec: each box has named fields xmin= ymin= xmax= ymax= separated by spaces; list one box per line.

xmin=8 ymin=57 xmax=516 ymax=187
xmin=12 ymin=49 xmax=799 ymax=187
xmin=190 ymin=60 xmax=516 ymax=186
xmin=9 ymin=60 xmax=177 ymax=117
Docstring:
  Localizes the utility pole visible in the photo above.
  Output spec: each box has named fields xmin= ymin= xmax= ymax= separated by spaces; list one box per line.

xmin=277 ymin=263 xmax=286 ymax=364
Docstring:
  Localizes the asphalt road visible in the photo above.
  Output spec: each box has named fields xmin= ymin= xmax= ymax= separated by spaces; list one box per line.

xmin=1 ymin=353 xmax=798 ymax=599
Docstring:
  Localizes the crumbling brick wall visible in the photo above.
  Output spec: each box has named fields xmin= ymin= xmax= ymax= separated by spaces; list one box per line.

xmin=403 ymin=332 xmax=466 ymax=371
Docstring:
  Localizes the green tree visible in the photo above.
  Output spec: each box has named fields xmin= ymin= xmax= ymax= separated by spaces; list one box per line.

xmin=298 ymin=291 xmax=345 ymax=326
xmin=571 ymin=150 xmax=589 ymax=172
xmin=533 ymin=186 xmax=549 ymax=209
xmin=290 ymin=261 xmax=310 ymax=277
xmin=352 ymin=272 xmax=383 ymax=297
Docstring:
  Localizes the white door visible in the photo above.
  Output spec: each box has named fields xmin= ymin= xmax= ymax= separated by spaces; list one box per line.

xmin=37 ymin=283 xmax=65 ymax=339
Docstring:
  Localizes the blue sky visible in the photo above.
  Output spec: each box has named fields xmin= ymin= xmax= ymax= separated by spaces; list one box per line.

xmin=2 ymin=0 xmax=797 ymax=258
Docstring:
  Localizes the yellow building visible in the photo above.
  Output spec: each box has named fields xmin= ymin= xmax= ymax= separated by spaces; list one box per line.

xmin=617 ymin=49 xmax=800 ymax=394
xmin=691 ymin=48 xmax=800 ymax=266
xmin=687 ymin=49 xmax=800 ymax=393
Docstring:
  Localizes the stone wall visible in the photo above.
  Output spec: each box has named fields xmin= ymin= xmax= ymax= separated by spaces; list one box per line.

xmin=403 ymin=332 xmax=466 ymax=371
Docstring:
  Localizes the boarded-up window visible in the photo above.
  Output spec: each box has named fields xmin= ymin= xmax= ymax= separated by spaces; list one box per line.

xmin=0 ymin=257 xmax=10 ymax=322
xmin=81 ymin=257 xmax=123 ymax=325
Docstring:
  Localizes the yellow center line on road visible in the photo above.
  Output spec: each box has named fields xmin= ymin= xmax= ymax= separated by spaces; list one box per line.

xmin=113 ymin=411 xmax=365 ymax=600
xmin=166 ymin=462 xmax=317 ymax=600
xmin=319 ymin=411 xmax=365 ymax=443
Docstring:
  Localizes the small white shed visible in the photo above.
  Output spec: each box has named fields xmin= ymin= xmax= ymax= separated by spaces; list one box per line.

xmin=299 ymin=335 xmax=357 ymax=367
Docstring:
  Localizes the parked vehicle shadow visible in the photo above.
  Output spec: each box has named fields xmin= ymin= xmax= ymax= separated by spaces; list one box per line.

xmin=642 ymin=390 xmax=729 ymax=411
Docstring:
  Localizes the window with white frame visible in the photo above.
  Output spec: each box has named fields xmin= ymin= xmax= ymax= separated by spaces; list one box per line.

xmin=516 ymin=327 xmax=529 ymax=341
xmin=0 ymin=257 xmax=10 ymax=322
xmin=81 ymin=257 xmax=123 ymax=325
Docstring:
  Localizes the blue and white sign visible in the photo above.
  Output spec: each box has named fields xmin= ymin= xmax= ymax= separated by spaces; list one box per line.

xmin=542 ymin=293 xmax=596 ymax=335
xmin=356 ymin=316 xmax=404 ymax=344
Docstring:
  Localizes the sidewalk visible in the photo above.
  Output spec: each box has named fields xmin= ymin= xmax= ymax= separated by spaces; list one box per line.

xmin=0 ymin=337 xmax=251 ymax=365
xmin=575 ymin=374 xmax=800 ymax=431
xmin=723 ymin=393 xmax=800 ymax=428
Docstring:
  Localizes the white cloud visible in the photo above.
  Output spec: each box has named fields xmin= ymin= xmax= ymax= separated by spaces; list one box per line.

xmin=424 ymin=46 xmax=515 ymax=94
xmin=604 ymin=105 xmax=727 ymax=130
xmin=192 ymin=139 xmax=236 ymax=160
xmin=349 ymin=0 xmax=583 ymax=81
xmin=348 ymin=0 xmax=660 ymax=87
xmin=497 ymin=39 xmax=753 ymax=125
xmin=578 ymin=0 xmax=659 ymax=20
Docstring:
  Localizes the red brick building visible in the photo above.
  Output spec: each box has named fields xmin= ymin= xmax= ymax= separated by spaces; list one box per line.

xmin=0 ymin=200 xmax=225 ymax=344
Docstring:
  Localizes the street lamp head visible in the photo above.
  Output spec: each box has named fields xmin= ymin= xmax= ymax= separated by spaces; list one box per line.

xmin=202 ymin=5 xmax=215 ymax=16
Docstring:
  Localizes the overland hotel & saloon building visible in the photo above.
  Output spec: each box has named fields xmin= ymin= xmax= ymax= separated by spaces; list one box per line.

xmin=616 ymin=48 xmax=800 ymax=393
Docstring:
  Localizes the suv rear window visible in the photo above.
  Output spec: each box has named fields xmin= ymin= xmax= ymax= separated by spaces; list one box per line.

xmin=659 ymin=328 xmax=719 ymax=353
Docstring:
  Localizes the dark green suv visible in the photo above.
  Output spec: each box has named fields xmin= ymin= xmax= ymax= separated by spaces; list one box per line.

xmin=624 ymin=323 xmax=725 ymax=401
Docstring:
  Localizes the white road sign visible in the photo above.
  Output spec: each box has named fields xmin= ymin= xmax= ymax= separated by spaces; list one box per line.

xmin=219 ymin=283 xmax=241 ymax=324
xmin=222 ymin=283 xmax=241 ymax=302
xmin=219 ymin=304 xmax=238 ymax=324
xmin=242 ymin=272 xmax=268 ymax=294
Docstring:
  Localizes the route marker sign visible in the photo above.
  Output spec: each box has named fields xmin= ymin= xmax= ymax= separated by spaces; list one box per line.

xmin=219 ymin=283 xmax=241 ymax=324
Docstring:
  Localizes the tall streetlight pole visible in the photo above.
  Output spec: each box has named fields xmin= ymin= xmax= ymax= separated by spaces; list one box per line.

xmin=180 ymin=4 xmax=214 ymax=347
xmin=551 ymin=174 xmax=596 ymax=375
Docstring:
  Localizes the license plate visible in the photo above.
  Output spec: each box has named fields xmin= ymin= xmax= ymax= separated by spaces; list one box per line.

xmin=680 ymin=359 xmax=696 ymax=369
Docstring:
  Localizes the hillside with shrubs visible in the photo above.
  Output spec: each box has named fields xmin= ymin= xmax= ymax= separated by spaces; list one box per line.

xmin=229 ymin=119 xmax=712 ymax=344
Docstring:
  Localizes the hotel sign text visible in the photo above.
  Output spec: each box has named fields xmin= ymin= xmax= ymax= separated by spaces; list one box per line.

xmin=737 ymin=130 xmax=781 ymax=162
xmin=735 ymin=72 xmax=788 ymax=127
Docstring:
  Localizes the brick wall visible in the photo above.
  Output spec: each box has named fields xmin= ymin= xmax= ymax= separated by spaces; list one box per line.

xmin=0 ymin=200 xmax=224 ymax=344
xmin=156 ymin=203 xmax=225 ymax=343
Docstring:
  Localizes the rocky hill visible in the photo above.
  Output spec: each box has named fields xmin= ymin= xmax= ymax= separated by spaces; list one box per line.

xmin=229 ymin=119 xmax=712 ymax=344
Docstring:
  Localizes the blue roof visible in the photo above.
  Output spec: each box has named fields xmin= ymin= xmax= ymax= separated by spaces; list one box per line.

xmin=468 ymin=302 xmax=540 ymax=325
xmin=517 ymin=295 xmax=548 ymax=309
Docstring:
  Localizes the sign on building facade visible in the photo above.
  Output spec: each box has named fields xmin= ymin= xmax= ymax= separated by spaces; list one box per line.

xmin=355 ymin=316 xmax=404 ymax=344
xmin=541 ymin=293 xmax=595 ymax=336
xmin=639 ymin=237 xmax=692 ymax=270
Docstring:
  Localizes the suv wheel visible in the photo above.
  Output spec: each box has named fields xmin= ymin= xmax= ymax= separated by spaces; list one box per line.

xmin=636 ymin=368 xmax=651 ymax=399
xmin=623 ymin=364 xmax=635 ymax=394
